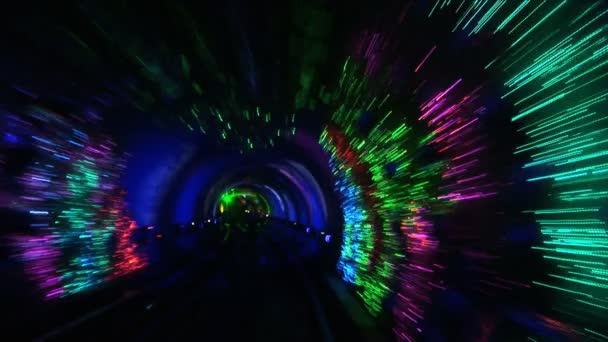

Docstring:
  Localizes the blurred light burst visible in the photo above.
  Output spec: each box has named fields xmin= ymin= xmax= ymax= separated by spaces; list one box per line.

xmin=0 ymin=1 xmax=606 ymax=340
xmin=320 ymin=0 xmax=607 ymax=340
xmin=3 ymin=107 xmax=146 ymax=299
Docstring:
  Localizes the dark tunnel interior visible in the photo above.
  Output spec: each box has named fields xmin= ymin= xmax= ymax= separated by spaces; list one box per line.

xmin=1 ymin=1 xmax=607 ymax=341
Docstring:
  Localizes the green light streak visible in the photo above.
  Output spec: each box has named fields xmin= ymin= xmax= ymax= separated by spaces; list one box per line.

xmin=511 ymin=92 xmax=570 ymax=121
xmin=510 ymin=0 xmax=568 ymax=48
xmin=508 ymin=0 xmax=546 ymax=35
xmin=494 ymin=0 xmax=529 ymax=33
xmin=585 ymin=328 xmax=608 ymax=339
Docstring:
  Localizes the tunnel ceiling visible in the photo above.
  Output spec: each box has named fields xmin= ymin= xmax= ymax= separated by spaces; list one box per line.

xmin=1 ymin=1 xmax=347 ymax=149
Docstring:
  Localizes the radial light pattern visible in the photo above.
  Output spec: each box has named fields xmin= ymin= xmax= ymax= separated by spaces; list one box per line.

xmin=5 ymin=107 xmax=146 ymax=299
xmin=322 ymin=0 xmax=607 ymax=340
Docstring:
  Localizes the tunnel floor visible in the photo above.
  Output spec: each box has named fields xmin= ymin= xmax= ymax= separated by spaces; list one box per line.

xmin=24 ymin=222 xmax=372 ymax=342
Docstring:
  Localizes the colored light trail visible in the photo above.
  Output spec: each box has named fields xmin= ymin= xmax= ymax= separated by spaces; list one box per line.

xmin=320 ymin=35 xmax=493 ymax=334
xmin=180 ymin=103 xmax=295 ymax=152
xmin=4 ymin=107 xmax=146 ymax=299
xmin=1 ymin=1 xmax=607 ymax=340
xmin=491 ymin=2 xmax=608 ymax=338
xmin=421 ymin=0 xmax=608 ymax=339
xmin=318 ymin=1 xmax=606 ymax=340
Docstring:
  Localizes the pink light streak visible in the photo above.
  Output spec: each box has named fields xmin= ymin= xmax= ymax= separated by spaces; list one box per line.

xmin=457 ymin=173 xmax=487 ymax=184
xmin=449 ymin=117 xmax=479 ymax=136
xmin=429 ymin=105 xmax=457 ymax=124
xmin=434 ymin=78 xmax=462 ymax=103
xmin=419 ymin=99 xmax=446 ymax=120
xmin=449 ymin=192 xmax=497 ymax=201
xmin=438 ymin=141 xmax=459 ymax=153
xmin=414 ymin=45 xmax=436 ymax=73
xmin=452 ymin=146 xmax=484 ymax=161
xmin=431 ymin=119 xmax=458 ymax=136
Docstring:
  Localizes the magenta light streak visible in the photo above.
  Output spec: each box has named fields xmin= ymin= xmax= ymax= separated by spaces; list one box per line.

xmin=414 ymin=45 xmax=437 ymax=73
xmin=419 ymin=79 xmax=462 ymax=118
xmin=13 ymin=234 xmax=65 ymax=299
xmin=412 ymin=264 xmax=434 ymax=272
xmin=408 ymin=232 xmax=431 ymax=239
xmin=449 ymin=192 xmax=497 ymax=201
xmin=433 ymin=129 xmax=462 ymax=144
xmin=46 ymin=288 xmax=64 ymax=298
xmin=429 ymin=105 xmax=457 ymax=125
xmin=428 ymin=282 xmax=447 ymax=290
xmin=402 ymin=311 xmax=418 ymax=323
xmin=473 ymin=106 xmax=486 ymax=115
xmin=400 ymin=332 xmax=414 ymax=342
xmin=452 ymin=146 xmax=484 ymax=161
xmin=420 ymin=96 xmax=442 ymax=112
xmin=432 ymin=119 xmax=458 ymax=136
xmin=419 ymin=99 xmax=446 ymax=120
xmin=437 ymin=193 xmax=460 ymax=200
xmin=449 ymin=117 xmax=479 ymax=136
xmin=365 ymin=34 xmax=379 ymax=57
xmin=442 ymin=166 xmax=468 ymax=178
xmin=436 ymin=78 xmax=463 ymax=102
xmin=438 ymin=141 xmax=459 ymax=153
xmin=457 ymin=173 xmax=487 ymax=184
xmin=408 ymin=307 xmax=424 ymax=319
xmin=85 ymin=146 xmax=103 ymax=154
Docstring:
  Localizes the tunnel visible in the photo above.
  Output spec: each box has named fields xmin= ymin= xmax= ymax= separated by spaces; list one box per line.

xmin=1 ymin=1 xmax=607 ymax=341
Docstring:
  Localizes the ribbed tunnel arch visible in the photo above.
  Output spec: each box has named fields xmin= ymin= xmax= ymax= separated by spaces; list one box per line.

xmin=120 ymin=123 xmax=341 ymax=233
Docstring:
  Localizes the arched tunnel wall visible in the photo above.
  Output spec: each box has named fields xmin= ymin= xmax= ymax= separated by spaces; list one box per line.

xmin=120 ymin=123 xmax=342 ymax=234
